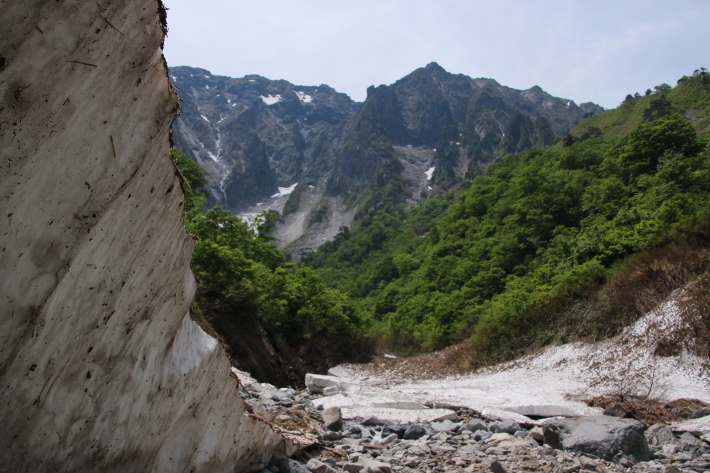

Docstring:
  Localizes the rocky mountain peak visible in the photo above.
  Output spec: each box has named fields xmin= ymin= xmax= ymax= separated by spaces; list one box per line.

xmin=171 ymin=65 xmax=602 ymax=257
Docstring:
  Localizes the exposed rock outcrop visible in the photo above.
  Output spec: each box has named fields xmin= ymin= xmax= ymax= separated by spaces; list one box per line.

xmin=0 ymin=1 xmax=298 ymax=471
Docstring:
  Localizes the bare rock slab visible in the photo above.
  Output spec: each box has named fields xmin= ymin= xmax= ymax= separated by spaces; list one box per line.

xmin=543 ymin=415 xmax=651 ymax=462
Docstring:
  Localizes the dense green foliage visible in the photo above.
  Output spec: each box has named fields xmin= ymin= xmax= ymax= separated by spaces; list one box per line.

xmin=172 ymin=149 xmax=367 ymax=381
xmin=567 ymin=70 xmax=710 ymax=139
xmin=308 ymin=111 xmax=710 ymax=361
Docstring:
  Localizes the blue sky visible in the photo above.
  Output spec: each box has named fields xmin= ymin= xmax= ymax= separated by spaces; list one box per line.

xmin=162 ymin=0 xmax=710 ymax=109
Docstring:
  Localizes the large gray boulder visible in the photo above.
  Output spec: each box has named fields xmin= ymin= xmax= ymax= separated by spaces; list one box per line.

xmin=542 ymin=415 xmax=651 ymax=462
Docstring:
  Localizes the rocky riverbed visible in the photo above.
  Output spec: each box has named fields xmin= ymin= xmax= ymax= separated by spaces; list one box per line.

xmin=234 ymin=369 xmax=710 ymax=473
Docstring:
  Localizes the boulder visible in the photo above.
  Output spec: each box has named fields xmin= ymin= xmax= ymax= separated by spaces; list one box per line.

xmin=693 ymin=407 xmax=710 ymax=419
xmin=323 ymin=407 xmax=343 ymax=431
xmin=543 ymin=415 xmax=650 ymax=462
xmin=403 ymin=424 xmax=426 ymax=440
xmin=383 ymin=424 xmax=408 ymax=439
xmin=305 ymin=373 xmax=350 ymax=394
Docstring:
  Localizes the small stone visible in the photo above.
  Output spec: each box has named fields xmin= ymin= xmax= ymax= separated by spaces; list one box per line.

xmin=362 ymin=416 xmax=385 ymax=426
xmin=650 ymin=426 xmax=678 ymax=446
xmin=618 ymin=458 xmax=633 ymax=467
xmin=489 ymin=420 xmax=521 ymax=435
xmin=680 ymin=432 xmax=704 ymax=449
xmin=528 ymin=427 xmax=544 ymax=442
xmin=279 ymin=458 xmax=311 ymax=473
xmin=306 ymin=459 xmax=336 ymax=473
xmin=662 ymin=444 xmax=680 ymax=456
xmin=487 ymin=432 xmax=512 ymax=444
xmin=579 ymin=456 xmax=598 ymax=470
xmin=357 ymin=456 xmax=392 ymax=473
xmin=662 ymin=466 xmax=681 ymax=473
xmin=463 ymin=419 xmax=487 ymax=432
xmin=343 ymin=463 xmax=364 ymax=473
xmin=431 ymin=419 xmax=460 ymax=432
xmin=433 ymin=412 xmax=459 ymax=422
xmin=673 ymin=452 xmax=693 ymax=461
xmin=602 ymin=402 xmax=629 ymax=418
xmin=486 ymin=459 xmax=506 ymax=473
xmin=322 ymin=431 xmax=342 ymax=441
xmin=471 ymin=430 xmax=493 ymax=442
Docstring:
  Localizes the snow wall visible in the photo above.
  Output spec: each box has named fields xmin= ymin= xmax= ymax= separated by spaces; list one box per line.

xmin=0 ymin=1 xmax=296 ymax=471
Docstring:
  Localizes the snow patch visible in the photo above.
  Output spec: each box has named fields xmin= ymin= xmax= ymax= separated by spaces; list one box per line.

xmin=271 ymin=183 xmax=298 ymax=199
xmin=425 ymin=166 xmax=435 ymax=180
xmin=293 ymin=90 xmax=313 ymax=104
xmin=316 ymin=291 xmax=710 ymax=424
xmin=201 ymin=114 xmax=210 ymax=123
xmin=207 ymin=151 xmax=219 ymax=162
xmin=260 ymin=94 xmax=282 ymax=105
xmin=205 ymin=84 xmax=210 ymax=90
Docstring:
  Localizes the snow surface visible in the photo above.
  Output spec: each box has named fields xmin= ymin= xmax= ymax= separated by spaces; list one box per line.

xmin=260 ymin=94 xmax=282 ymax=105
xmin=271 ymin=182 xmax=298 ymax=199
xmin=293 ymin=90 xmax=313 ymax=103
xmin=317 ymin=294 xmax=710 ymax=425
xmin=425 ymin=166 xmax=435 ymax=180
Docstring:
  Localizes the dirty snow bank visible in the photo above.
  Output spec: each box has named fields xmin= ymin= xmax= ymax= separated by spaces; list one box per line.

xmin=317 ymin=294 xmax=709 ymax=425
xmin=0 ymin=2 xmax=299 ymax=471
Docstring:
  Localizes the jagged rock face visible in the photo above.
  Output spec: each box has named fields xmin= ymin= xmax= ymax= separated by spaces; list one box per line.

xmin=171 ymin=66 xmax=358 ymax=211
xmin=172 ymin=63 xmax=600 ymax=257
xmin=0 ymin=1 xmax=296 ymax=472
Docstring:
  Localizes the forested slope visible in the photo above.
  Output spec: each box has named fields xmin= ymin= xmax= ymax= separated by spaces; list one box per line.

xmin=306 ymin=71 xmax=710 ymax=363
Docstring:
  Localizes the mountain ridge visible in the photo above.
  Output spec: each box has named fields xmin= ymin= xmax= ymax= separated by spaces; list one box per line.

xmin=171 ymin=63 xmax=602 ymax=256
